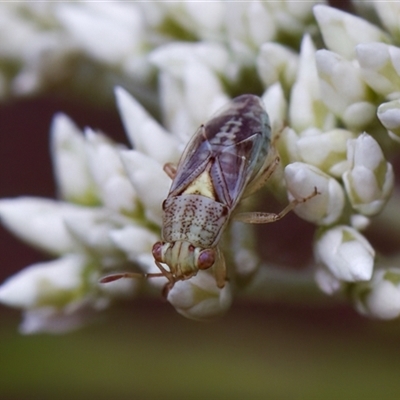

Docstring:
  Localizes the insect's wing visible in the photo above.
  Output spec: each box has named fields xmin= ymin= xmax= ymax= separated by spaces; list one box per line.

xmin=205 ymin=95 xmax=271 ymax=207
xmin=210 ymin=132 xmax=267 ymax=207
xmin=168 ymin=125 xmax=212 ymax=195
xmin=168 ymin=95 xmax=271 ymax=205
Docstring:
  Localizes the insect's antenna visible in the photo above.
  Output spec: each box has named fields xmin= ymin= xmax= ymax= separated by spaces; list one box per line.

xmin=100 ymin=272 xmax=144 ymax=283
xmin=99 ymin=271 xmax=167 ymax=284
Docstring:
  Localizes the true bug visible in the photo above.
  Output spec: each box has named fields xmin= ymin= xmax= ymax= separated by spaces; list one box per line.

xmin=101 ymin=95 xmax=317 ymax=293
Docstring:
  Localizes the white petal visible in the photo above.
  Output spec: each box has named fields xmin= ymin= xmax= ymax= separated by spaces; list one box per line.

xmin=314 ymin=5 xmax=390 ymax=59
xmin=109 ymin=226 xmax=159 ymax=261
xmin=167 ymin=272 xmax=232 ymax=321
xmin=120 ymin=150 xmax=170 ymax=226
xmin=0 ymin=255 xmax=86 ymax=308
xmin=50 ymin=113 xmax=98 ymax=204
xmin=314 ymin=226 xmax=374 ymax=282
xmin=285 ymin=163 xmax=345 ymax=225
xmin=84 ymin=128 xmax=137 ymax=213
xmin=0 ymin=197 xmax=84 ymax=254
xmin=115 ymin=86 xmax=180 ymax=165
xmin=56 ymin=3 xmax=143 ymax=64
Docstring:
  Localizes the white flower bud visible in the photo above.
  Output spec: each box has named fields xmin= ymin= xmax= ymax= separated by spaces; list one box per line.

xmin=115 ymin=86 xmax=180 ymax=165
xmin=0 ymin=255 xmax=88 ymax=309
xmin=261 ymin=83 xmax=287 ymax=135
xmin=63 ymin=208 xmax=128 ymax=265
xmin=342 ymin=133 xmax=394 ymax=216
xmin=290 ymin=35 xmax=334 ymax=133
xmin=314 ymin=225 xmax=375 ymax=282
xmin=120 ymin=150 xmax=170 ymax=226
xmin=50 ymin=113 xmax=99 ymax=205
xmin=377 ymin=100 xmax=400 ymax=143
xmin=109 ymin=225 xmax=159 ymax=261
xmin=0 ymin=197 xmax=90 ymax=255
xmin=356 ymin=42 xmax=400 ymax=98
xmin=353 ymin=267 xmax=400 ymax=320
xmin=167 ymin=272 xmax=232 ymax=321
xmin=374 ymin=3 xmax=400 ymax=43
xmin=157 ymin=62 xmax=229 ymax=142
xmin=149 ymin=42 xmax=229 ymax=78
xmin=315 ymin=49 xmax=375 ymax=129
xmin=19 ymin=303 xmax=101 ymax=335
xmin=256 ymin=42 xmax=298 ymax=91
xmin=285 ymin=162 xmax=345 ymax=225
xmin=315 ymin=267 xmax=343 ymax=295
xmin=313 ymin=5 xmax=390 ymax=60
xmin=84 ymin=128 xmax=137 ymax=214
xmin=296 ymin=129 xmax=354 ymax=177
xmin=55 ymin=3 xmax=144 ymax=64
xmin=226 ymin=3 xmax=275 ymax=49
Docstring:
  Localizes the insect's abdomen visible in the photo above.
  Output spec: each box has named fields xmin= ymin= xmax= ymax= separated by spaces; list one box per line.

xmin=162 ymin=195 xmax=229 ymax=247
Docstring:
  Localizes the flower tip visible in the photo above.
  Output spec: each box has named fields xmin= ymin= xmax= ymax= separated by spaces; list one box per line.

xmin=167 ymin=273 xmax=232 ymax=321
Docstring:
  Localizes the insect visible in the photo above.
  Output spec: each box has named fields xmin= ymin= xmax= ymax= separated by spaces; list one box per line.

xmin=101 ymin=95 xmax=317 ymax=293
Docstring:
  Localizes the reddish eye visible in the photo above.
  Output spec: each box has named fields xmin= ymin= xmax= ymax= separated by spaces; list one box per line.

xmin=197 ymin=249 xmax=215 ymax=270
xmin=152 ymin=242 xmax=164 ymax=262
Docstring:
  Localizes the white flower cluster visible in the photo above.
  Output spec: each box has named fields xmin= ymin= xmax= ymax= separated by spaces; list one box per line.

xmin=0 ymin=1 xmax=320 ymax=103
xmin=1 ymin=2 xmax=400 ymax=333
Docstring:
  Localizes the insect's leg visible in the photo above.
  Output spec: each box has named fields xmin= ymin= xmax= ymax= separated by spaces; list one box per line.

xmin=234 ymin=187 xmax=320 ymax=224
xmin=163 ymin=163 xmax=177 ymax=179
xmin=213 ymin=247 xmax=227 ymax=289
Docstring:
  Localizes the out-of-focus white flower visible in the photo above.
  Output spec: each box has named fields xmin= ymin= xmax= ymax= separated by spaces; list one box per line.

xmin=0 ymin=254 xmax=89 ymax=309
xmin=0 ymin=197 xmax=83 ymax=255
xmin=226 ymin=2 xmax=276 ymax=53
xmin=109 ymin=226 xmax=159 ymax=263
xmin=377 ymin=99 xmax=400 ymax=143
xmin=119 ymin=150 xmax=170 ymax=226
xmin=256 ymin=42 xmax=298 ymax=92
xmin=141 ymin=1 xmax=226 ymax=42
xmin=356 ymin=42 xmax=400 ymax=99
xmin=51 ymin=113 xmax=99 ymax=206
xmin=314 ymin=225 xmax=375 ymax=282
xmin=285 ymin=162 xmax=345 ymax=225
xmin=0 ymin=253 xmax=139 ymax=334
xmin=315 ymin=267 xmax=343 ymax=295
xmin=296 ymin=129 xmax=354 ymax=177
xmin=55 ymin=3 xmax=145 ymax=66
xmin=156 ymin=58 xmax=229 ymax=140
xmin=342 ymin=133 xmax=394 ymax=216
xmin=261 ymin=83 xmax=287 ymax=135
xmin=115 ymin=86 xmax=180 ymax=165
xmin=353 ymin=266 xmax=400 ymax=320
xmin=289 ymin=35 xmax=335 ymax=134
xmin=84 ymin=129 xmax=138 ymax=215
xmin=313 ymin=4 xmax=390 ymax=60
xmin=315 ymin=49 xmax=376 ymax=130
xmin=373 ymin=3 xmax=400 ymax=43
xmin=167 ymin=271 xmax=232 ymax=321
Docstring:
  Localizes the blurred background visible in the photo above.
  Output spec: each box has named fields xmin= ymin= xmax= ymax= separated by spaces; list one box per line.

xmin=2 ymin=95 xmax=400 ymax=399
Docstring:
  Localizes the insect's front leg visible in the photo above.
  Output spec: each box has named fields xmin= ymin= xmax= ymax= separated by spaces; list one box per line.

xmin=234 ymin=187 xmax=320 ymax=224
xmin=213 ymin=247 xmax=227 ymax=288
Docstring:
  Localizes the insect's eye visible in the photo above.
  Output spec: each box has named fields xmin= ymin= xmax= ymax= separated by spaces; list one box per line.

xmin=197 ymin=249 xmax=216 ymax=270
xmin=162 ymin=200 xmax=167 ymax=210
xmin=152 ymin=241 xmax=164 ymax=262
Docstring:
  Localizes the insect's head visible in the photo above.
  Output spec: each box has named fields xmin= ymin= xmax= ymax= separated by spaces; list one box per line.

xmin=152 ymin=240 xmax=216 ymax=280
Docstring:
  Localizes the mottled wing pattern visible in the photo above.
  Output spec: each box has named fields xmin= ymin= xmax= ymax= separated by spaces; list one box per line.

xmin=169 ymin=95 xmax=271 ymax=207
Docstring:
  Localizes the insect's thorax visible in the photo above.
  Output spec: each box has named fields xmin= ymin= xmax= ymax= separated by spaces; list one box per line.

xmin=162 ymin=193 xmax=229 ymax=248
